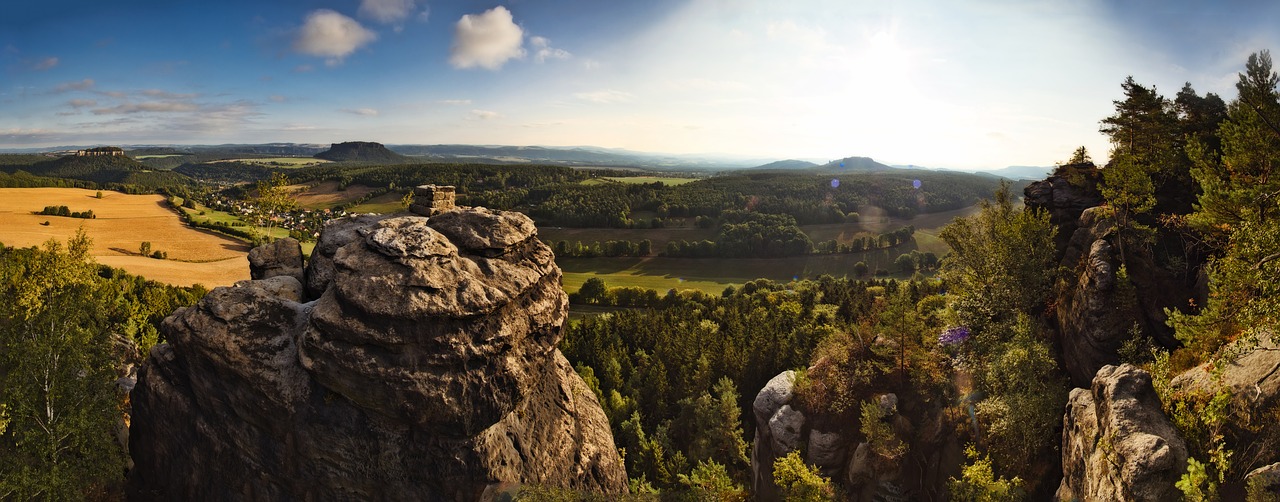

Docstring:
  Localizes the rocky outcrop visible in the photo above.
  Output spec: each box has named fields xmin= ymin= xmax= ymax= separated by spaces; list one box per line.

xmin=128 ymin=208 xmax=627 ymax=500
xmin=750 ymin=370 xmax=957 ymax=501
xmin=247 ymin=236 xmax=304 ymax=283
xmin=1023 ymin=164 xmax=1103 ymax=253
xmin=1055 ymin=209 xmax=1131 ymax=386
xmin=1057 ymin=364 xmax=1187 ymax=502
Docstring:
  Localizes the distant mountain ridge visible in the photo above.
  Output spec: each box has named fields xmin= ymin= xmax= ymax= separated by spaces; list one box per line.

xmin=750 ymin=159 xmax=819 ymax=170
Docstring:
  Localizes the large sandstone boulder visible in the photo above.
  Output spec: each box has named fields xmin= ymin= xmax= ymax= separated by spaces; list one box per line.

xmin=247 ymin=236 xmax=304 ymax=283
xmin=1057 ymin=364 xmax=1187 ymax=502
xmin=129 ymin=209 xmax=627 ymax=500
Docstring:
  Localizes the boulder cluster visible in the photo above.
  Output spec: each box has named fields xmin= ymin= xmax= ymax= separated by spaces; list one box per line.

xmin=127 ymin=205 xmax=626 ymax=500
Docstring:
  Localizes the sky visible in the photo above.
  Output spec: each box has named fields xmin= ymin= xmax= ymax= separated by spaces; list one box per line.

xmin=2 ymin=0 xmax=1278 ymax=170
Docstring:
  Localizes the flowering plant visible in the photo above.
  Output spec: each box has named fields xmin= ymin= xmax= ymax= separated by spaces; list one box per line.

xmin=939 ymin=326 xmax=971 ymax=346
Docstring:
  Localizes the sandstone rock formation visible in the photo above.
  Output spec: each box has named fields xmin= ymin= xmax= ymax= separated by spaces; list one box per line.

xmin=247 ymin=236 xmax=304 ymax=283
xmin=1029 ymin=171 xmax=1195 ymax=386
xmin=750 ymin=370 xmax=957 ymax=501
xmin=1057 ymin=364 xmax=1188 ymax=502
xmin=1054 ymin=209 xmax=1131 ymax=386
xmin=128 ymin=209 xmax=627 ymax=500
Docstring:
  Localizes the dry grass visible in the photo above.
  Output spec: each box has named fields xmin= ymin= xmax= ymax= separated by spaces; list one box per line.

xmin=0 ymin=188 xmax=250 ymax=287
xmin=291 ymin=181 xmax=377 ymax=209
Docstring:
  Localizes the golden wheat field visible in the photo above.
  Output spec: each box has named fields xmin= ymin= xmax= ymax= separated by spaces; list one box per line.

xmin=0 ymin=188 xmax=250 ymax=287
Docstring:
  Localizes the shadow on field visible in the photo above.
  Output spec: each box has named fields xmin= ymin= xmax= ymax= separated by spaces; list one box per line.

xmin=556 ymin=257 xmax=643 ymax=274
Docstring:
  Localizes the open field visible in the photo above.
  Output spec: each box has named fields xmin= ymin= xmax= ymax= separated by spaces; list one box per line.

xmin=539 ymin=225 xmax=716 ymax=251
xmin=0 ymin=188 xmax=250 ymax=287
xmin=582 ymin=176 xmax=700 ymax=186
xmin=801 ymin=203 xmax=981 ymax=244
xmin=134 ymin=154 xmax=189 ymax=159
xmin=348 ymin=191 xmax=405 ymax=214
xmin=216 ymin=157 xmax=331 ymax=168
xmin=558 ymin=243 xmax=926 ymax=295
xmin=290 ymin=181 xmax=377 ymax=209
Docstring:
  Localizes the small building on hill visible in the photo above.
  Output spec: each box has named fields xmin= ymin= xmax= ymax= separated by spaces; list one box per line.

xmin=77 ymin=146 xmax=125 ymax=157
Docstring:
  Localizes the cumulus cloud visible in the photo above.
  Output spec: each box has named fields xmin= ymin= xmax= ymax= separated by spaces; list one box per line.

xmin=91 ymin=102 xmax=201 ymax=115
xmin=294 ymin=10 xmax=377 ymax=65
xmin=470 ymin=109 xmax=500 ymax=120
xmin=54 ymin=79 xmax=95 ymax=93
xmin=574 ymin=90 xmax=635 ymax=104
xmin=359 ymin=0 xmax=415 ymax=24
xmin=437 ymin=99 xmax=471 ymax=105
xmin=449 ymin=6 xmax=525 ymax=70
xmin=67 ymin=99 xmax=97 ymax=108
xmin=32 ymin=57 xmax=58 ymax=71
xmin=341 ymin=107 xmax=380 ymax=116
xmin=530 ymin=36 xmax=570 ymax=63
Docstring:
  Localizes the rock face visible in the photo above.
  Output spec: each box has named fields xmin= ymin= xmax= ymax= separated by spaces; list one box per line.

xmin=247 ymin=236 xmax=304 ymax=283
xmin=1057 ymin=364 xmax=1188 ymax=502
xmin=128 ymin=209 xmax=627 ymax=500
xmin=1023 ymin=164 xmax=1103 ymax=253
xmin=1054 ymin=209 xmax=1131 ymax=386
xmin=750 ymin=370 xmax=957 ymax=501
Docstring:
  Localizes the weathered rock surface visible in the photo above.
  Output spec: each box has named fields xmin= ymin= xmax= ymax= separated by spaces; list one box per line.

xmin=750 ymin=367 xmax=957 ymax=502
xmin=129 ymin=209 xmax=627 ymax=500
xmin=1172 ymin=334 xmax=1280 ymax=412
xmin=1056 ymin=211 xmax=1130 ymax=386
xmin=1247 ymin=462 xmax=1280 ymax=497
xmin=1057 ymin=364 xmax=1187 ymax=502
xmin=247 ymin=236 xmax=304 ymax=283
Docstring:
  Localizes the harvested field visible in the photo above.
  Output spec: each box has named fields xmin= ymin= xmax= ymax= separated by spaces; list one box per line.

xmin=0 ymin=188 xmax=250 ymax=287
xmin=291 ymin=181 xmax=377 ymax=209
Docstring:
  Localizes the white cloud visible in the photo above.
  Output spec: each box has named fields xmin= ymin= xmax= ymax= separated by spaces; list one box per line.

xmin=341 ymin=107 xmax=380 ymax=116
xmin=141 ymin=89 xmax=199 ymax=99
xmin=437 ymin=99 xmax=472 ymax=105
xmin=91 ymin=102 xmax=201 ymax=115
xmin=359 ymin=0 xmax=415 ymax=24
xmin=67 ymin=99 xmax=97 ymax=108
xmin=54 ymin=79 xmax=94 ymax=93
xmin=574 ymin=90 xmax=635 ymax=104
xmin=530 ymin=36 xmax=570 ymax=63
xmin=294 ymin=10 xmax=377 ymax=65
xmin=269 ymin=95 xmax=287 ymax=103
xmin=33 ymin=57 xmax=58 ymax=71
xmin=449 ymin=6 xmax=525 ymax=70
xmin=470 ymin=109 xmax=500 ymax=120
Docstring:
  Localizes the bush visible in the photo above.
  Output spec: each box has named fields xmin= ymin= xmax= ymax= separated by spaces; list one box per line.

xmin=772 ymin=450 xmax=834 ymax=501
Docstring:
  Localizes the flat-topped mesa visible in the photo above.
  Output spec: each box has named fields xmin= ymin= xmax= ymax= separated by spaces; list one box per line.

xmin=410 ymin=184 xmax=456 ymax=216
xmin=127 ymin=206 xmax=626 ymax=500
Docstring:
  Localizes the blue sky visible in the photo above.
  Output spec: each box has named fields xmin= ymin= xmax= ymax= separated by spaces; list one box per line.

xmin=2 ymin=0 xmax=1278 ymax=169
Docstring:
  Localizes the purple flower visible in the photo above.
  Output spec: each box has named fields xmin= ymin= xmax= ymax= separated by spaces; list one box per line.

xmin=939 ymin=326 xmax=970 ymax=345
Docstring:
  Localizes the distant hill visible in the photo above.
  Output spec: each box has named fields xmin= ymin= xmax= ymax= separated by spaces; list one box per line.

xmin=818 ymin=156 xmax=894 ymax=172
xmin=9 ymin=155 xmax=190 ymax=188
xmin=980 ymin=165 xmax=1053 ymax=181
xmin=750 ymin=159 xmax=819 ymax=170
xmin=315 ymin=142 xmax=410 ymax=163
